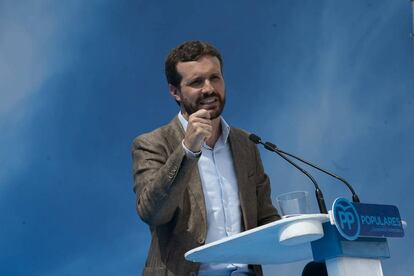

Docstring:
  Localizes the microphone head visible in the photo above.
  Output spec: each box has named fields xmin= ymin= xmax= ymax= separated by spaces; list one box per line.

xmin=264 ymin=142 xmax=276 ymax=151
xmin=249 ymin=133 xmax=262 ymax=144
xmin=265 ymin=141 xmax=278 ymax=150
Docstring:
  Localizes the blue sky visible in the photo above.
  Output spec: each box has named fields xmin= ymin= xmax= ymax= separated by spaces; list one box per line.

xmin=1 ymin=0 xmax=413 ymax=275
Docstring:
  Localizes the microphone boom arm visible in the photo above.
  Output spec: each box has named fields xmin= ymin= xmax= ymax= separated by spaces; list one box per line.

xmin=264 ymin=142 xmax=328 ymax=214
xmin=267 ymin=142 xmax=360 ymax=203
xmin=249 ymin=133 xmax=328 ymax=214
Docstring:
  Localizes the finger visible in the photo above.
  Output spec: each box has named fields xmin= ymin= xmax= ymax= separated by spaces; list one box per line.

xmin=188 ymin=123 xmax=213 ymax=138
xmin=192 ymin=122 xmax=213 ymax=132
xmin=191 ymin=109 xmax=211 ymax=119
xmin=184 ymin=125 xmax=212 ymax=151
xmin=188 ymin=117 xmax=212 ymax=126
xmin=195 ymin=127 xmax=212 ymax=141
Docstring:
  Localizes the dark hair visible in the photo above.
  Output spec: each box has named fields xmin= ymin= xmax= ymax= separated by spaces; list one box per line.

xmin=165 ymin=40 xmax=223 ymax=87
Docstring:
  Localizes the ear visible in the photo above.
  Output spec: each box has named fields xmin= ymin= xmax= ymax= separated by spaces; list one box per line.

xmin=169 ymin=84 xmax=181 ymax=102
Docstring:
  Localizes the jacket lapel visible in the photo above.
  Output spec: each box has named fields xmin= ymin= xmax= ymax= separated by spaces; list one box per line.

xmin=187 ymin=169 xmax=207 ymax=228
xmin=229 ymin=129 xmax=256 ymax=230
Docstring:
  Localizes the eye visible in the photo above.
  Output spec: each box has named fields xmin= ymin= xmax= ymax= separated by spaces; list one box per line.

xmin=210 ymin=74 xmax=221 ymax=81
xmin=189 ymin=78 xmax=203 ymax=87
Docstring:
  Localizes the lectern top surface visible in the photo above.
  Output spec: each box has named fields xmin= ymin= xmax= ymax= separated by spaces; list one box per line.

xmin=185 ymin=214 xmax=330 ymax=265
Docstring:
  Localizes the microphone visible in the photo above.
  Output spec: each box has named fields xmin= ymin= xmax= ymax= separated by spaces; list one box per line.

xmin=250 ymin=133 xmax=360 ymax=203
xmin=249 ymin=134 xmax=328 ymax=214
xmin=268 ymin=142 xmax=360 ymax=203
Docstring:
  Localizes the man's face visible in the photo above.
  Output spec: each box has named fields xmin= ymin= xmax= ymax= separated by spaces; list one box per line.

xmin=170 ymin=55 xmax=225 ymax=119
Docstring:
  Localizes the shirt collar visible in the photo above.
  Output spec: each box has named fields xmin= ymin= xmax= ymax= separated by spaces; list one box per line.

xmin=178 ymin=112 xmax=230 ymax=145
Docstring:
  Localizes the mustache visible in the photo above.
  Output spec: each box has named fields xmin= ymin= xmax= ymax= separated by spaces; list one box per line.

xmin=197 ymin=92 xmax=220 ymax=102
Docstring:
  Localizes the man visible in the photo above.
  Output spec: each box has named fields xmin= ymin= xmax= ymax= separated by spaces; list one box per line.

xmin=132 ymin=40 xmax=280 ymax=276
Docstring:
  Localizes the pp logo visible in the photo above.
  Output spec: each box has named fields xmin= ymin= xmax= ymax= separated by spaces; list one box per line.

xmin=332 ymin=198 xmax=360 ymax=240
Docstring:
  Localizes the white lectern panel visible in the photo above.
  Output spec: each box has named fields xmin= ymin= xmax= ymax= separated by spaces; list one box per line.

xmin=185 ymin=214 xmax=329 ymax=265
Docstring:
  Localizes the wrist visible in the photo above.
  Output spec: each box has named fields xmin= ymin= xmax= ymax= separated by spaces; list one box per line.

xmin=182 ymin=140 xmax=202 ymax=159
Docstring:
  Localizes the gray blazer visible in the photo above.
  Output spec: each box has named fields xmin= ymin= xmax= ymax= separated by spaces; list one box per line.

xmin=132 ymin=116 xmax=279 ymax=276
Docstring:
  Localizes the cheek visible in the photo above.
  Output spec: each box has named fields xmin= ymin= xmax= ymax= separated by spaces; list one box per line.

xmin=217 ymin=80 xmax=225 ymax=90
xmin=181 ymin=90 xmax=200 ymax=101
xmin=215 ymin=83 xmax=225 ymax=97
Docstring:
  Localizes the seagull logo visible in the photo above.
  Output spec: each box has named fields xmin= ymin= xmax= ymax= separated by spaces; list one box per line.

xmin=333 ymin=198 xmax=361 ymax=240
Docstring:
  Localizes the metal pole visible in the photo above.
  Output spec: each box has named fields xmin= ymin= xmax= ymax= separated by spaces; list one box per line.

xmin=411 ymin=0 xmax=414 ymax=37
xmin=411 ymin=0 xmax=414 ymax=63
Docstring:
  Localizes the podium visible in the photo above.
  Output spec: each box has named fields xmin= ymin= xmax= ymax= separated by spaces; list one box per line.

xmin=185 ymin=199 xmax=405 ymax=276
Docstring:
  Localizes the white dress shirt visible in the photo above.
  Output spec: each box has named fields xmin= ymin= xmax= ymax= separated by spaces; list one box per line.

xmin=178 ymin=113 xmax=252 ymax=276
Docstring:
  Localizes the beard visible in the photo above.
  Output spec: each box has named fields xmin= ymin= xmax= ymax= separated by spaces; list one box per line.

xmin=180 ymin=90 xmax=226 ymax=120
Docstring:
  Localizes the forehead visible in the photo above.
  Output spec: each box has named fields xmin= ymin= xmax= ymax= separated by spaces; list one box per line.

xmin=176 ymin=56 xmax=222 ymax=79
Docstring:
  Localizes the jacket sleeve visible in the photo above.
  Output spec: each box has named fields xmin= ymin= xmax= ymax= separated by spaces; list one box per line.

xmin=132 ymin=133 xmax=198 ymax=226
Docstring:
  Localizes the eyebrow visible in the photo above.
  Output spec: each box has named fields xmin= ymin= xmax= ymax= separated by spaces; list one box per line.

xmin=187 ymin=71 xmax=221 ymax=79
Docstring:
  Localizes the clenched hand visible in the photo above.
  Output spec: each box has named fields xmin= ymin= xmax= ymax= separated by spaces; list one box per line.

xmin=183 ymin=109 xmax=212 ymax=152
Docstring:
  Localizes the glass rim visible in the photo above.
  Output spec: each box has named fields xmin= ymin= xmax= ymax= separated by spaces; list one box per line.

xmin=276 ymin=190 xmax=309 ymax=201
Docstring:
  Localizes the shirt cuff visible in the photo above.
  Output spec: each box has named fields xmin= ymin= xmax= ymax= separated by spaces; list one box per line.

xmin=181 ymin=140 xmax=202 ymax=159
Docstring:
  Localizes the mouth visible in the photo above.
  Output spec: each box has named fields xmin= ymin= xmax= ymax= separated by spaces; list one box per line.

xmin=199 ymin=97 xmax=217 ymax=105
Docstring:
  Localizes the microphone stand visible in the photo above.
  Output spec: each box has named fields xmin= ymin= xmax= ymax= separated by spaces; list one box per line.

xmin=265 ymin=141 xmax=360 ymax=203
xmin=250 ymin=134 xmax=328 ymax=214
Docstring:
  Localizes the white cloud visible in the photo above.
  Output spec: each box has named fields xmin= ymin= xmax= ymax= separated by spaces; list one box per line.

xmin=0 ymin=0 xmax=85 ymax=186
xmin=0 ymin=1 xmax=60 ymax=115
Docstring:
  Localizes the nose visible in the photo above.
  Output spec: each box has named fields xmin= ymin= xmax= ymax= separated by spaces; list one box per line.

xmin=201 ymin=79 xmax=214 ymax=94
